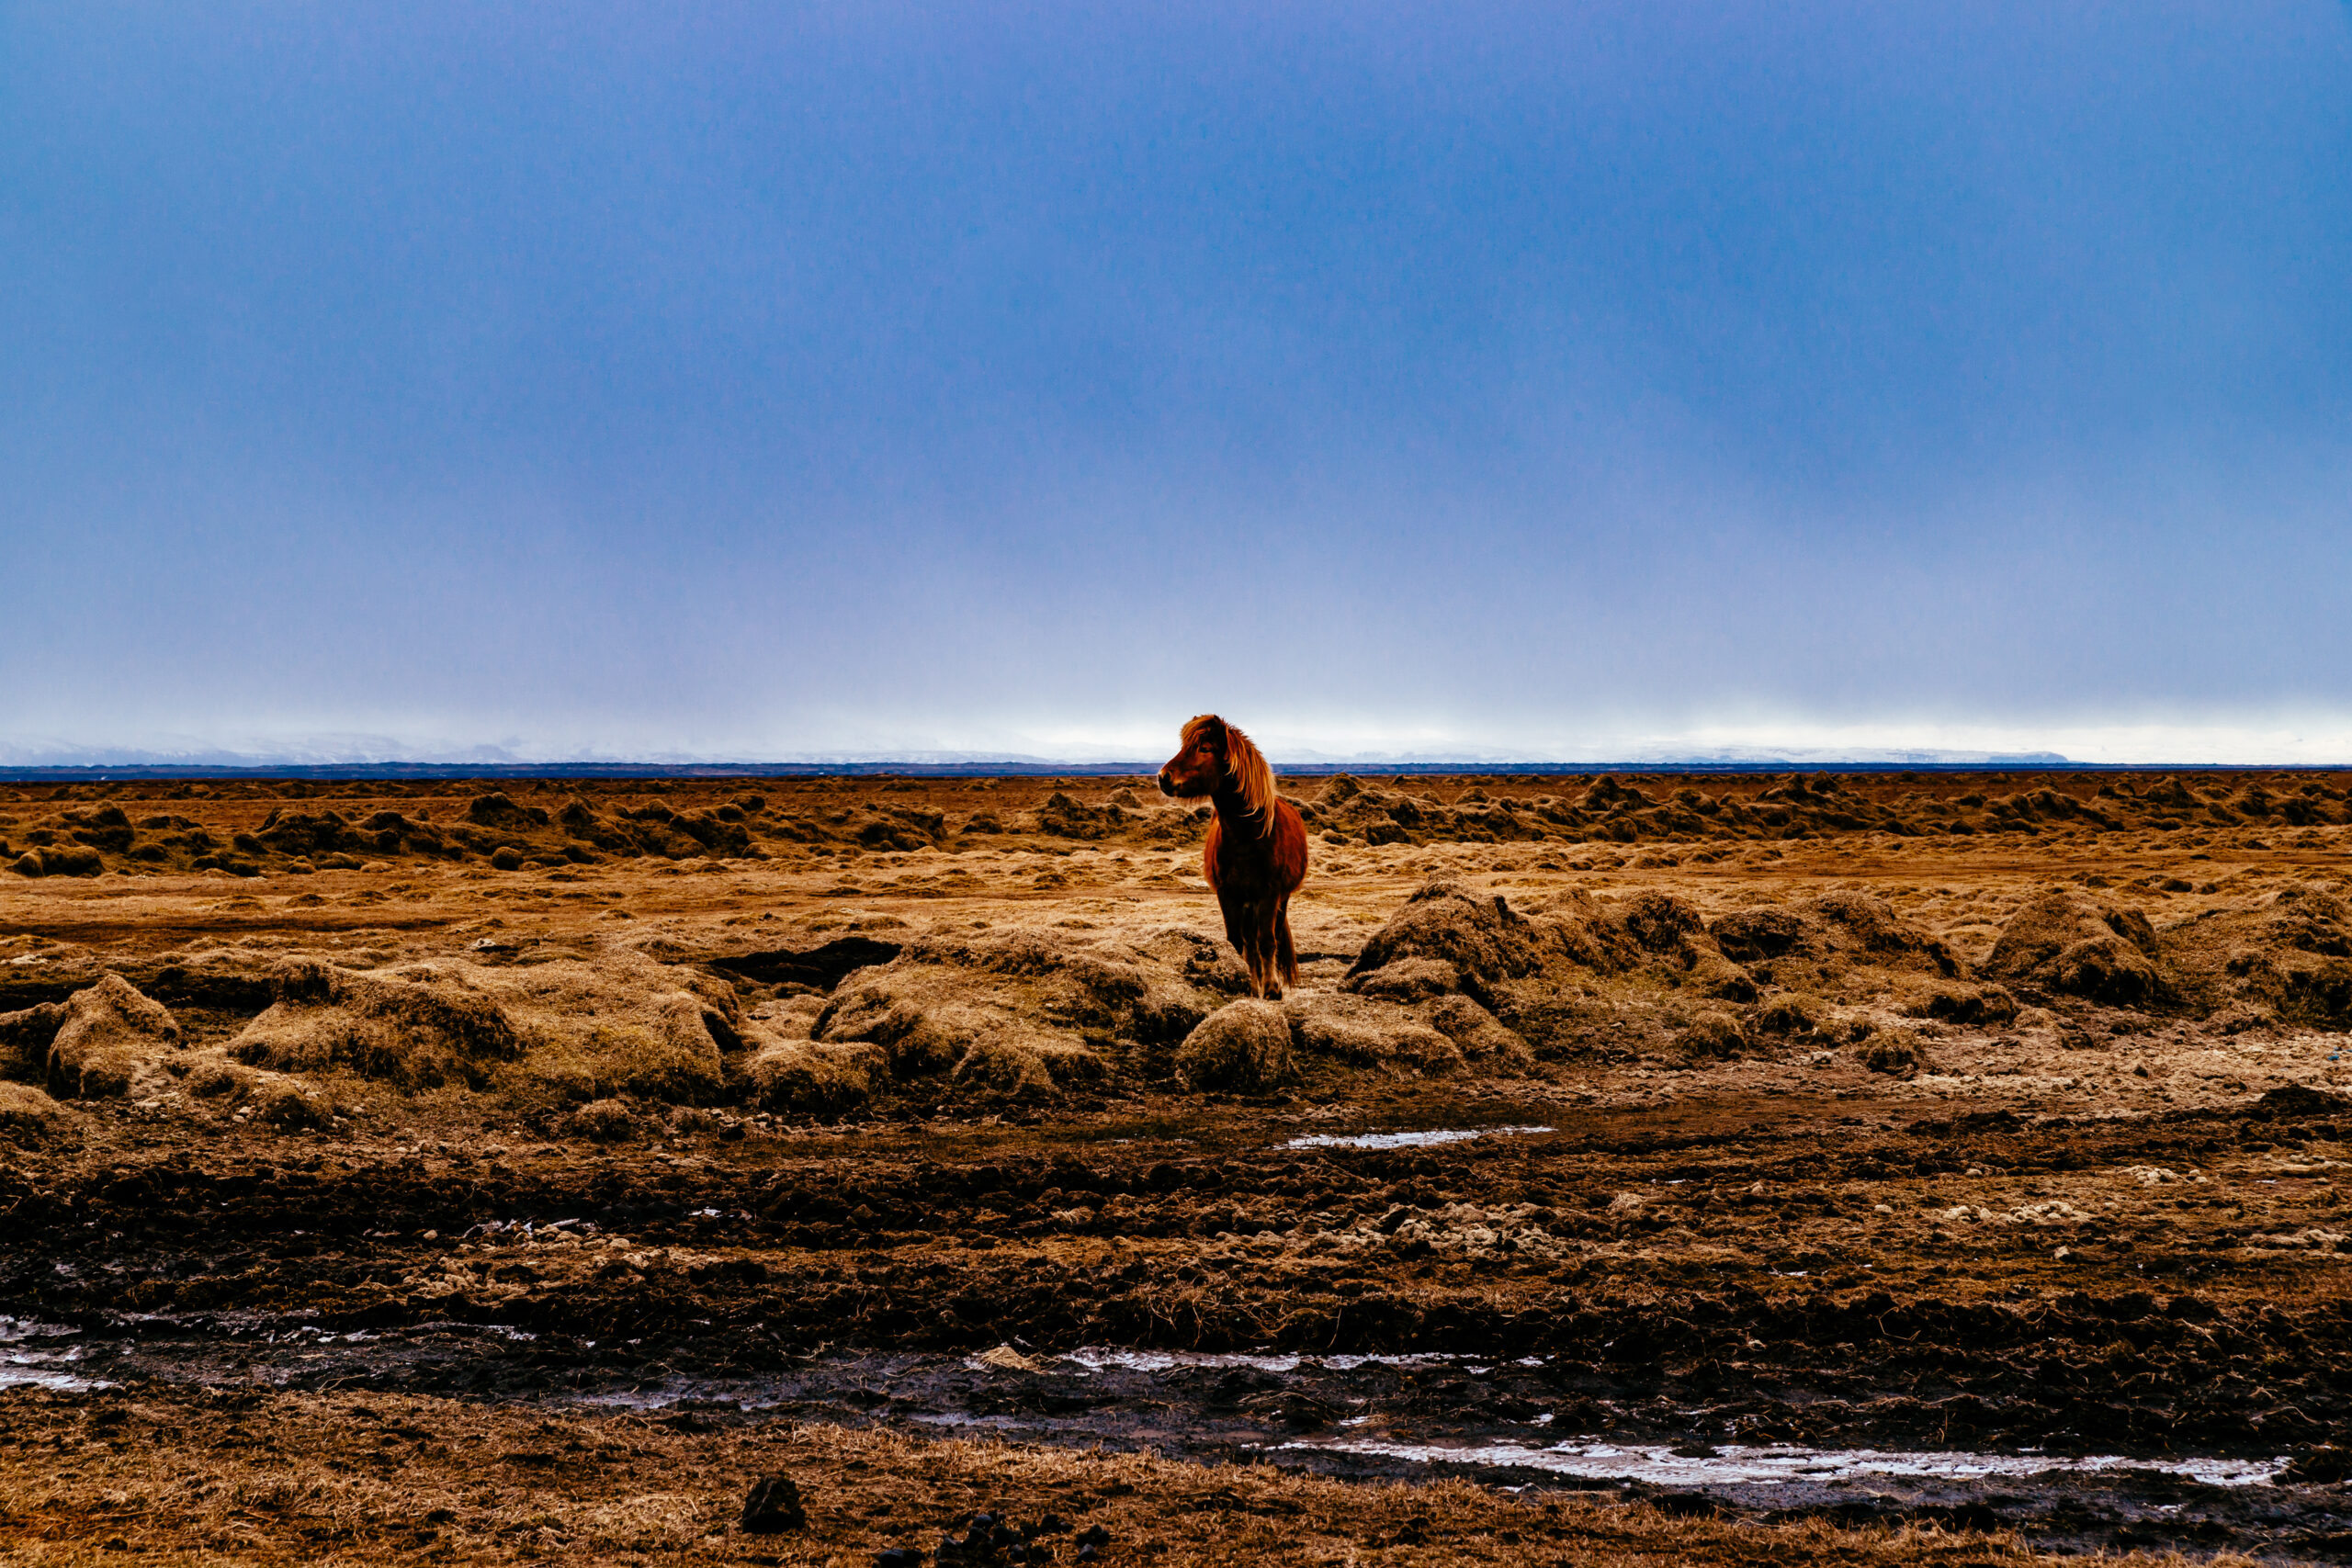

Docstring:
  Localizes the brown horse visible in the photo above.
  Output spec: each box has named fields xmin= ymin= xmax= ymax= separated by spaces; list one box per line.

xmin=1158 ymin=715 xmax=1310 ymax=998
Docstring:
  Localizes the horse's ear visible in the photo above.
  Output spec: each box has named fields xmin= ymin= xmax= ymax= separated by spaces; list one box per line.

xmin=1198 ymin=715 xmax=1228 ymax=751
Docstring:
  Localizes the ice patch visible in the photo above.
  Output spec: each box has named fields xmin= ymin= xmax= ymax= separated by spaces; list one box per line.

xmin=1274 ymin=1438 xmax=2285 ymax=1489
xmin=1284 ymin=1125 xmax=1554 ymax=1151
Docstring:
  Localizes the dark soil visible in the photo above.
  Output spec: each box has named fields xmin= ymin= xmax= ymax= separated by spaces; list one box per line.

xmin=11 ymin=1086 xmax=2352 ymax=1557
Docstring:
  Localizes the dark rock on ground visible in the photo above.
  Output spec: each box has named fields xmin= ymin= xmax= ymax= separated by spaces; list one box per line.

xmin=740 ymin=1472 xmax=808 ymax=1533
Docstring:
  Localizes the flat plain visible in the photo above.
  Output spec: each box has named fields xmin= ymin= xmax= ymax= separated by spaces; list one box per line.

xmin=5 ymin=768 xmax=2352 ymax=1564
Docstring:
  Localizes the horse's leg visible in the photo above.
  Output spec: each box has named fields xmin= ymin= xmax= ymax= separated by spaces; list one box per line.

xmin=1247 ymin=902 xmax=1273 ymax=998
xmin=1218 ymin=889 xmax=1261 ymax=996
xmin=1275 ymin=899 xmax=1298 ymax=990
xmin=1255 ymin=899 xmax=1286 ymax=1000
xmin=1232 ymin=897 xmax=1268 ymax=998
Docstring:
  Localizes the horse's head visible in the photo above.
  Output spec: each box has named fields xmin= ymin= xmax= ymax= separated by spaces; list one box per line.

xmin=1159 ymin=715 xmax=1276 ymax=825
xmin=1159 ymin=714 xmax=1227 ymax=800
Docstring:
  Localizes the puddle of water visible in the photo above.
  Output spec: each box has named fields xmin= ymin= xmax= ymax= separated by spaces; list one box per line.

xmin=0 ymin=1359 xmax=103 ymax=1393
xmin=0 ymin=1317 xmax=107 ymax=1393
xmin=577 ymin=1388 xmax=771 ymax=1414
xmin=578 ymin=1394 xmax=700 ymax=1413
xmin=1284 ymin=1126 xmax=1554 ymax=1151
xmin=1274 ymin=1438 xmax=2284 ymax=1489
xmin=459 ymin=1219 xmax=598 ymax=1242
xmin=1058 ymin=1347 xmax=1463 ymax=1375
xmin=0 ymin=1317 xmax=77 ymax=1344
xmin=401 ymin=1320 xmax=539 ymax=1343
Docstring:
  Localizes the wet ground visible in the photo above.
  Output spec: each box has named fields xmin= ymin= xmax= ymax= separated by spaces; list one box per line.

xmin=12 ymin=1308 xmax=2352 ymax=1560
xmin=11 ymin=1084 xmax=2352 ymax=1560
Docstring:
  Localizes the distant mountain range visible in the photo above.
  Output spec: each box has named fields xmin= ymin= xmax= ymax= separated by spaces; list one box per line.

xmin=11 ymin=743 xmax=2339 ymax=782
xmin=1 ymin=740 xmax=2075 ymax=775
xmin=0 ymin=742 xmax=2079 ymax=780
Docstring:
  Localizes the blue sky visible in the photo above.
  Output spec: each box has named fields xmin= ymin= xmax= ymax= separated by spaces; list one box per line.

xmin=5 ymin=2 xmax=2349 ymax=763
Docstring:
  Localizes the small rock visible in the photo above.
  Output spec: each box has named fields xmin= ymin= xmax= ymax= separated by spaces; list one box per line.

xmin=739 ymin=1473 xmax=806 ymax=1533
xmin=876 ymin=1551 xmax=925 ymax=1568
xmin=1077 ymin=1523 xmax=1111 ymax=1548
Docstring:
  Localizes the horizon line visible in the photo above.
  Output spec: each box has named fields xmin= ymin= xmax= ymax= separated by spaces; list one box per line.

xmin=8 ymin=756 xmax=2352 ymax=784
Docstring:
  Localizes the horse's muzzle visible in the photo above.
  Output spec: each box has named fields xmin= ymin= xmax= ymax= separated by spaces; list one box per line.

xmin=1156 ymin=772 xmax=1175 ymax=797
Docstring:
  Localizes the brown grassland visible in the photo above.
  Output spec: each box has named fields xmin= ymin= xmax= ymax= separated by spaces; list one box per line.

xmin=4 ymin=767 xmax=2352 ymax=1564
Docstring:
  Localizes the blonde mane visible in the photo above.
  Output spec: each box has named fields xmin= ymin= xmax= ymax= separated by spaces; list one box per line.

xmin=1183 ymin=714 xmax=1278 ymax=828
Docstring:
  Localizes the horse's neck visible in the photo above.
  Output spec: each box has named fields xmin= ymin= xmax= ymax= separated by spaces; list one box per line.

xmin=1212 ymin=787 xmax=1270 ymax=840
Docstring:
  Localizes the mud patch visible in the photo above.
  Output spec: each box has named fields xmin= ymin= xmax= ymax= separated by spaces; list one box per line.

xmin=24 ymin=1313 xmax=2348 ymax=1560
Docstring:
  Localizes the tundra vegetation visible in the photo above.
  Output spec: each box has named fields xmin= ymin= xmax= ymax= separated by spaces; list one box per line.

xmin=4 ymin=768 xmax=2352 ymax=1562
